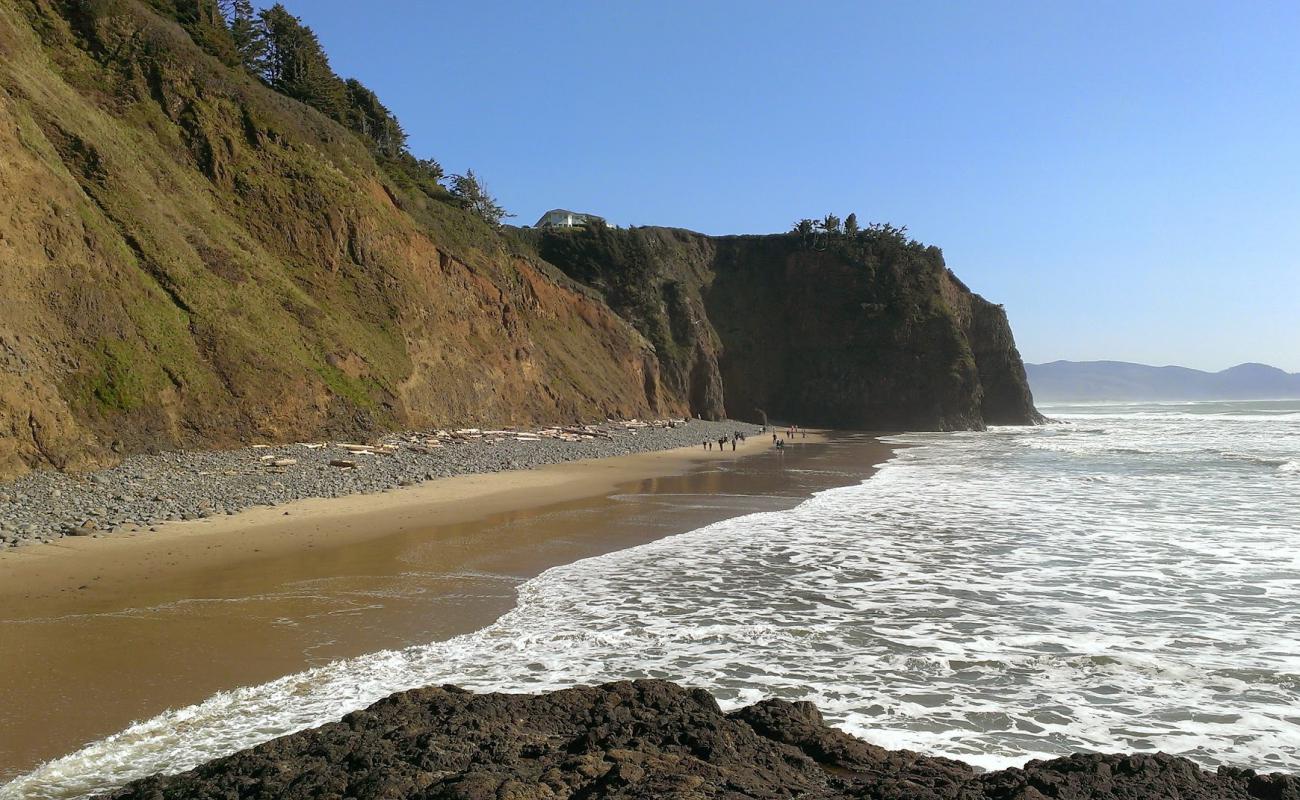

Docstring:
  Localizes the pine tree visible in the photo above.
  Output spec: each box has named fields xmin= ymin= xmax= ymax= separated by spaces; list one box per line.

xmin=844 ymin=213 xmax=859 ymax=237
xmin=450 ymin=170 xmax=511 ymax=226
xmin=344 ymin=79 xmax=407 ymax=158
xmin=258 ymin=4 xmax=346 ymax=120
xmin=222 ymin=0 xmax=267 ymax=74
xmin=176 ymin=0 xmax=239 ymax=66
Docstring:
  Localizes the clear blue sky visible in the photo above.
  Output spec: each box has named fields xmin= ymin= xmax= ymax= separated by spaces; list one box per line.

xmin=263 ymin=1 xmax=1300 ymax=372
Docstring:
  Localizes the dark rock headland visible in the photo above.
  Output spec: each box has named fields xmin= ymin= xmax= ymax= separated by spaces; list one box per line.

xmin=101 ymin=680 xmax=1296 ymax=800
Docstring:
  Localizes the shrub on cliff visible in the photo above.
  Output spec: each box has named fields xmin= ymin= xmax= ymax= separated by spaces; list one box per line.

xmin=449 ymin=170 xmax=512 ymax=226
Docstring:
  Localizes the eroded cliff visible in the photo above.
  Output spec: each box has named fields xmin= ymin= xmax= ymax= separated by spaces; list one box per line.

xmin=0 ymin=0 xmax=1038 ymax=480
xmin=530 ymin=225 xmax=1041 ymax=430
xmin=0 ymin=0 xmax=671 ymax=478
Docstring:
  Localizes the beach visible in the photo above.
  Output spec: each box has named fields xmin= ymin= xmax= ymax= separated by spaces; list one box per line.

xmin=0 ymin=430 xmax=893 ymax=783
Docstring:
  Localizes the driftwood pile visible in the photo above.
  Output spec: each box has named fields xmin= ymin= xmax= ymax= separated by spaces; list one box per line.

xmin=269 ymin=419 xmax=692 ymax=469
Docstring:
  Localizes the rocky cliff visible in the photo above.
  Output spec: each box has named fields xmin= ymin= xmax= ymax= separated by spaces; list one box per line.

xmin=101 ymin=680 xmax=1296 ymax=800
xmin=0 ymin=0 xmax=1038 ymax=480
xmin=0 ymin=0 xmax=672 ymax=479
xmin=531 ymin=225 xmax=1041 ymax=430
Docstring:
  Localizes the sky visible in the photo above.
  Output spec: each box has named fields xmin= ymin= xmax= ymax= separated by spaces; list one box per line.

xmin=263 ymin=1 xmax=1300 ymax=372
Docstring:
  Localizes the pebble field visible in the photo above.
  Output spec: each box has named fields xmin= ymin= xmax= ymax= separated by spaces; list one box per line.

xmin=0 ymin=419 xmax=763 ymax=548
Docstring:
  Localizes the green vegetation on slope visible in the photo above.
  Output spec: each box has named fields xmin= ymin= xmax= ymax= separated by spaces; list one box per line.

xmin=0 ymin=0 xmax=1037 ymax=479
xmin=0 ymin=0 xmax=670 ymax=478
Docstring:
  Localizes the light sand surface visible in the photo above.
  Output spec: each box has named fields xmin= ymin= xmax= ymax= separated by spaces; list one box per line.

xmin=0 ymin=434 xmax=776 ymax=610
xmin=0 ymin=432 xmax=893 ymax=780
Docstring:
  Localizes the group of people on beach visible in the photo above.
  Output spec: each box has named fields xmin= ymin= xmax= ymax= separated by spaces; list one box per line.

xmin=768 ymin=424 xmax=805 ymax=450
xmin=702 ymin=424 xmax=805 ymax=453
xmin=702 ymin=430 xmax=748 ymax=452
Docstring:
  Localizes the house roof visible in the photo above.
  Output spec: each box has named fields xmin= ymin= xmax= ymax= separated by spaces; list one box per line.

xmin=535 ymin=208 xmax=604 ymax=226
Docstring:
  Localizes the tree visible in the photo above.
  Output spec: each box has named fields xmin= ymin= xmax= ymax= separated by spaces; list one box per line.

xmin=218 ymin=0 xmax=265 ymax=74
xmin=412 ymin=157 xmax=444 ymax=184
xmin=791 ymin=218 xmax=816 ymax=248
xmin=449 ymin=169 xmax=512 ymax=226
xmin=343 ymin=78 xmax=407 ymax=158
xmin=174 ymin=0 xmax=238 ymax=66
xmin=258 ymin=4 xmax=346 ymax=119
xmin=844 ymin=213 xmax=859 ymax=237
xmin=221 ymin=0 xmax=266 ymax=74
xmin=866 ymin=221 xmax=910 ymax=244
xmin=820 ymin=213 xmax=841 ymax=235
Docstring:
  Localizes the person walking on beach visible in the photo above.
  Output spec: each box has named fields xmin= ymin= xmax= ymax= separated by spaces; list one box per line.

xmin=772 ymin=432 xmax=778 ymax=443
xmin=731 ymin=435 xmax=737 ymax=451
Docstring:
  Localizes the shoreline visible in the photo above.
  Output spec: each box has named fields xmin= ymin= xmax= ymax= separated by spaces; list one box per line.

xmin=1 ymin=429 xmax=893 ymax=783
xmin=0 ymin=429 xmax=775 ymax=606
xmin=0 ymin=419 xmax=764 ymax=549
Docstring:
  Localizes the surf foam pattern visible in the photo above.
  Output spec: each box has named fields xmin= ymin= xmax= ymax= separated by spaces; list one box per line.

xmin=6 ymin=401 xmax=1300 ymax=799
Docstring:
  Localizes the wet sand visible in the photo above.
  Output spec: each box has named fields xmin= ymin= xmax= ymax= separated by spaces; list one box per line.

xmin=0 ymin=432 xmax=894 ymax=781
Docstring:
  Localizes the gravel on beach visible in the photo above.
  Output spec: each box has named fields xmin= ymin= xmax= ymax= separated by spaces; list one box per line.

xmin=0 ymin=419 xmax=764 ymax=549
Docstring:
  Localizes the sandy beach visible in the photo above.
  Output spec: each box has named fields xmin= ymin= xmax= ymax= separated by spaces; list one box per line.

xmin=0 ymin=431 xmax=895 ymax=781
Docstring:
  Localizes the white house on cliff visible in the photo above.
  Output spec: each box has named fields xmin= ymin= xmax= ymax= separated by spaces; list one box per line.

xmin=534 ymin=209 xmax=604 ymax=228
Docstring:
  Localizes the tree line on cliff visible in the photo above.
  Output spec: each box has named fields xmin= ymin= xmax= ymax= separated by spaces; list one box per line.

xmin=790 ymin=214 xmax=933 ymax=264
xmin=149 ymin=0 xmax=511 ymax=224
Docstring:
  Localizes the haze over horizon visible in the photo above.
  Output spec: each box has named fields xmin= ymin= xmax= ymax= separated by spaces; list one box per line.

xmin=258 ymin=1 xmax=1300 ymax=372
xmin=1028 ymin=358 xmax=1300 ymax=374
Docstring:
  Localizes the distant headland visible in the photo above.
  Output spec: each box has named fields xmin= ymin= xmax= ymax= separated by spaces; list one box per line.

xmin=1027 ymin=360 xmax=1300 ymax=402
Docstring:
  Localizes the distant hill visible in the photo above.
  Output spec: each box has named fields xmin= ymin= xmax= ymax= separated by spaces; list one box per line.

xmin=1026 ymin=361 xmax=1300 ymax=402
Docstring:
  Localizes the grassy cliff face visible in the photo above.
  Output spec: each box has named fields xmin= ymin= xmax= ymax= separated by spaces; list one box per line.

xmin=533 ymin=226 xmax=1040 ymax=431
xmin=0 ymin=0 xmax=671 ymax=478
xmin=0 ymin=0 xmax=1037 ymax=478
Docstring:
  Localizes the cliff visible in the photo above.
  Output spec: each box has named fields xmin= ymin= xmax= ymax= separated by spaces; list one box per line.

xmin=0 ymin=0 xmax=1038 ymax=480
xmin=530 ymin=225 xmax=1041 ymax=430
xmin=0 ymin=0 xmax=671 ymax=479
xmin=101 ymin=680 xmax=1296 ymax=800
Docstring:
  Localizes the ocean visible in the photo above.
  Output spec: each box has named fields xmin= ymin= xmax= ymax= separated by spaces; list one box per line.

xmin=6 ymin=400 xmax=1299 ymax=799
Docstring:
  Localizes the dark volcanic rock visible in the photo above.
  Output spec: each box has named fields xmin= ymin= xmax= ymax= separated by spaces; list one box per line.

xmin=100 ymin=680 xmax=1296 ymax=800
xmin=530 ymin=225 xmax=1043 ymax=432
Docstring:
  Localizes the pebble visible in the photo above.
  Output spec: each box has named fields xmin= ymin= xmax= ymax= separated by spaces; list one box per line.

xmin=0 ymin=420 xmax=762 ymax=549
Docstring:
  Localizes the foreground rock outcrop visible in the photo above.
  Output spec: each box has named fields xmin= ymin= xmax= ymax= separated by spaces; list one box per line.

xmin=102 ymin=680 xmax=1296 ymax=800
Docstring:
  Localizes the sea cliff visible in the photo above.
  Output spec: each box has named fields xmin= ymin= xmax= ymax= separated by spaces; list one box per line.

xmin=0 ymin=0 xmax=1038 ymax=481
xmin=531 ymin=225 xmax=1041 ymax=430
